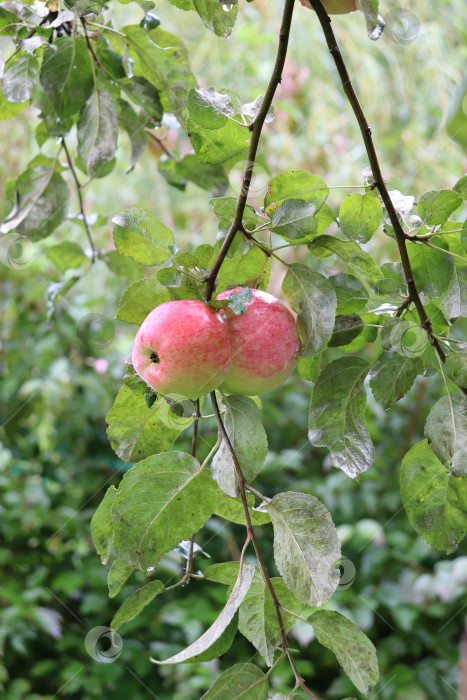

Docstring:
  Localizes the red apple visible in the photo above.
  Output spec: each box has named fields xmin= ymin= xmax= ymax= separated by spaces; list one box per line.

xmin=217 ymin=288 xmax=301 ymax=396
xmin=299 ymin=0 xmax=357 ymax=14
xmin=132 ymin=300 xmax=233 ymax=400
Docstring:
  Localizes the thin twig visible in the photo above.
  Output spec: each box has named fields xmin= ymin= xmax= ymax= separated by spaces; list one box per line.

xmin=204 ymin=0 xmax=296 ymax=301
xmin=395 ymin=298 xmax=411 ymax=317
xmin=185 ymin=398 xmax=200 ymax=577
xmin=308 ymin=0 xmax=445 ymax=362
xmin=242 ymin=227 xmax=273 ymax=257
xmin=211 ymin=392 xmax=317 ymax=699
xmin=61 ymin=138 xmax=96 ymax=262
xmin=81 ymin=18 xmax=104 ymax=70
xmin=145 ymin=128 xmax=178 ymax=161
xmin=191 ymin=398 xmax=200 ymax=459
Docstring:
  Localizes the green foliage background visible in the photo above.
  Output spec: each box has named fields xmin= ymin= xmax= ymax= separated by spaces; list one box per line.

xmin=1 ymin=0 xmax=467 ymax=698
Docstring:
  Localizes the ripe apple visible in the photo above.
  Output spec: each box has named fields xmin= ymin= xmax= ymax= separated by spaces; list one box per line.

xmin=299 ymin=0 xmax=357 ymax=14
xmin=217 ymin=288 xmax=301 ymax=396
xmin=132 ymin=300 xmax=233 ymax=400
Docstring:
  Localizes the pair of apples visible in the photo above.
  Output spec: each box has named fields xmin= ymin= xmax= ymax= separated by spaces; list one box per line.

xmin=132 ymin=289 xmax=301 ymax=400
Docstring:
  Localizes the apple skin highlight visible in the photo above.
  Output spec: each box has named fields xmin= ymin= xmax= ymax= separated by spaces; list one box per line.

xmin=132 ymin=300 xmax=233 ymax=400
xmin=217 ymin=288 xmax=302 ymax=396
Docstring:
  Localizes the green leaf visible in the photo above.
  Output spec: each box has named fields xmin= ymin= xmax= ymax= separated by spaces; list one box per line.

xmin=282 ymin=263 xmax=336 ymax=358
xmin=108 ymin=559 xmax=134 ymax=598
xmin=446 ymin=343 xmax=467 ymax=390
xmin=201 ymin=663 xmax=268 ymax=699
xmin=119 ymin=76 xmax=163 ymax=125
xmin=213 ymin=491 xmax=271 ymax=526
xmin=370 ymin=351 xmax=423 ymax=409
xmin=100 ymin=250 xmax=143 ymax=281
xmin=358 ymin=0 xmax=381 ymax=38
xmin=315 ymin=202 xmax=337 ymax=234
xmin=308 ymin=235 xmax=382 ymax=285
xmin=122 ymin=26 xmax=197 ymax=125
xmin=339 ymin=192 xmax=383 ymax=243
xmin=111 ymin=579 xmax=164 ymax=632
xmin=106 ymin=386 xmax=182 ymax=462
xmin=417 ymin=189 xmax=463 ymax=226
xmin=188 ymin=87 xmax=242 ymax=128
xmin=124 ymin=364 xmax=150 ymax=396
xmin=339 ymin=311 xmax=382 ymax=353
xmin=328 ymin=315 xmax=363 ymax=347
xmin=159 ymin=155 xmax=229 ymax=195
xmin=212 ymin=396 xmax=268 ymax=497
xmin=308 ymin=357 xmax=374 ymax=478
xmin=112 ymin=208 xmax=175 ymax=265
xmin=266 ymin=491 xmax=340 ymax=606
xmin=95 ymin=36 xmax=126 ymax=78
xmin=166 ymin=0 xmax=195 ymax=9
xmin=64 ymin=0 xmax=105 ymax=14
xmin=224 ymin=287 xmax=253 ymax=315
xmin=330 ymin=273 xmax=369 ymax=315
xmin=204 ymin=562 xmax=241 ymax=585
xmin=187 ymin=118 xmax=247 ymax=165
xmin=145 ymin=392 xmax=158 ymax=409
xmin=309 ymin=610 xmax=379 ymax=695
xmin=182 ymin=616 xmax=238 ymax=664
xmin=297 ymin=356 xmax=319 ymax=382
xmin=193 ymin=0 xmax=238 ymax=36
xmin=46 ymin=242 xmax=87 ymax=272
xmin=216 ymin=244 xmax=270 ymax=292
xmin=210 ymin=196 xmax=263 ymax=237
xmin=375 ymin=262 xmax=407 ymax=296
xmin=270 ymin=199 xmax=318 ymax=242
xmin=2 ymin=53 xmax=39 ymax=103
xmin=1 ymin=166 xmax=69 ymax=240
xmin=407 ymin=240 xmax=454 ymax=297
xmin=157 ymin=266 xmax=205 ymax=299
xmin=423 ymin=302 xmax=449 ymax=335
xmin=39 ymin=36 xmax=93 ymax=118
xmin=140 ymin=11 xmax=161 ymax=30
xmin=112 ymin=451 xmax=219 ymax=570
xmin=401 ymin=439 xmax=467 ymax=554
xmin=117 ymin=99 xmax=148 ymax=173
xmin=447 ymin=76 xmax=467 ymax=149
xmin=0 ymin=88 xmax=27 ymax=121
xmin=238 ymin=572 xmax=300 ymax=666
xmin=77 ymin=91 xmax=118 ymax=179
xmin=453 ymin=175 xmax=467 ymax=200
xmin=117 ymin=279 xmax=175 ymax=325
xmin=438 ymin=234 xmax=467 ymax=319
xmin=264 ymin=171 xmax=328 ymax=216
xmin=91 ymin=486 xmax=117 ymax=563
xmin=0 ymin=7 xmax=19 ymax=34
xmin=151 ymin=563 xmax=255 ymax=663
xmin=425 ymin=396 xmax=467 ymax=476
